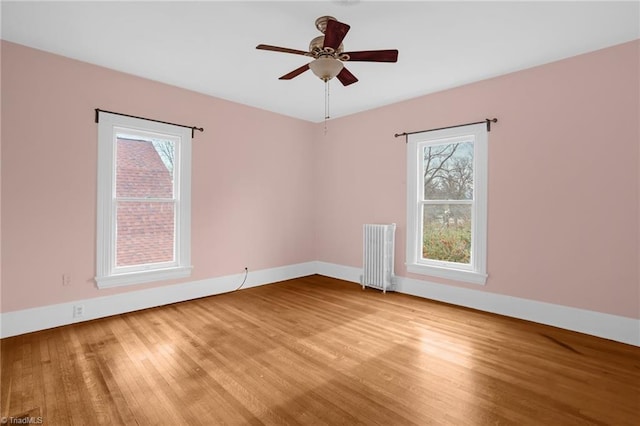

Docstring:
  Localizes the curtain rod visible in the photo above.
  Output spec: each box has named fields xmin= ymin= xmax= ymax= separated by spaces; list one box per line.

xmin=95 ymin=108 xmax=204 ymax=138
xmin=395 ymin=118 xmax=497 ymax=140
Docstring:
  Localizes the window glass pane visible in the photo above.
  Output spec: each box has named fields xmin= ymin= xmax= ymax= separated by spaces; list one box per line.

xmin=423 ymin=141 xmax=473 ymax=200
xmin=116 ymin=201 xmax=175 ymax=267
xmin=116 ymin=137 xmax=174 ymax=198
xmin=422 ymin=204 xmax=472 ymax=264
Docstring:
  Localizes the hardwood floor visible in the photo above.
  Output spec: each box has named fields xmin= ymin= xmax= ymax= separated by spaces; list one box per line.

xmin=1 ymin=275 xmax=639 ymax=425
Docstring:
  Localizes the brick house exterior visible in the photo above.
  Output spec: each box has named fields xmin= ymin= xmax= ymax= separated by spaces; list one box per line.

xmin=116 ymin=138 xmax=174 ymax=267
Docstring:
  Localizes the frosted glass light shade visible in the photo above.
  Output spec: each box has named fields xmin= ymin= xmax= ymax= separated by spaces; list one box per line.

xmin=309 ymin=57 xmax=344 ymax=81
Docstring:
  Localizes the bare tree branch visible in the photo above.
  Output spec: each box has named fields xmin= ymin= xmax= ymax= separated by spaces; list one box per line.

xmin=423 ymin=143 xmax=460 ymax=198
xmin=152 ymin=140 xmax=174 ymax=173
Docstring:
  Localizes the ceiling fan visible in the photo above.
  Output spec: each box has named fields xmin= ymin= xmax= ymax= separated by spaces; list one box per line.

xmin=256 ymin=16 xmax=398 ymax=86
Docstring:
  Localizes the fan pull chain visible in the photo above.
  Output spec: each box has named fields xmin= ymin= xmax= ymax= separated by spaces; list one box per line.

xmin=324 ymin=80 xmax=330 ymax=134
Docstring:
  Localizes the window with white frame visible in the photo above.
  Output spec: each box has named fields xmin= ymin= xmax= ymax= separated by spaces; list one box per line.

xmin=95 ymin=112 xmax=192 ymax=288
xmin=406 ymin=122 xmax=488 ymax=284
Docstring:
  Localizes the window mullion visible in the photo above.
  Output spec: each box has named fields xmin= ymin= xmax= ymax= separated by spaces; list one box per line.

xmin=422 ymin=200 xmax=473 ymax=205
xmin=116 ymin=197 xmax=176 ymax=203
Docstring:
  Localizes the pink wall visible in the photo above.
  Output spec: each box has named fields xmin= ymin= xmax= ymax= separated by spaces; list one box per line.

xmin=1 ymin=41 xmax=316 ymax=312
xmin=2 ymin=40 xmax=638 ymax=321
xmin=314 ymin=40 xmax=640 ymax=319
xmin=0 ymin=41 xmax=3 ymax=311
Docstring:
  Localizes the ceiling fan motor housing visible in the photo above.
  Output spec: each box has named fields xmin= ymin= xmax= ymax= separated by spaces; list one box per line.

xmin=309 ymin=36 xmax=344 ymax=57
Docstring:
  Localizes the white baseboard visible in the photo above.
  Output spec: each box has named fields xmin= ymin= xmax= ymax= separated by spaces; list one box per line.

xmin=314 ymin=261 xmax=640 ymax=347
xmin=0 ymin=262 xmax=316 ymax=339
xmin=3 ymin=261 xmax=639 ymax=347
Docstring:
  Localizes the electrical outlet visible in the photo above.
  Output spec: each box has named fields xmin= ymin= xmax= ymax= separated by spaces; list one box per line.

xmin=62 ymin=273 xmax=72 ymax=286
xmin=73 ymin=304 xmax=84 ymax=318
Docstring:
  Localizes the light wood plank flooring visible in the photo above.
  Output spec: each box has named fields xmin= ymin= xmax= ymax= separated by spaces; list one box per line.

xmin=1 ymin=275 xmax=639 ymax=425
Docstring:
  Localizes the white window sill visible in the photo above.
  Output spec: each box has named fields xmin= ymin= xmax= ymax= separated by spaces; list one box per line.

xmin=95 ymin=266 xmax=193 ymax=289
xmin=406 ymin=263 xmax=487 ymax=285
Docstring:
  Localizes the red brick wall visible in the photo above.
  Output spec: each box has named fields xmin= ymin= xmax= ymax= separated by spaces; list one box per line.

xmin=116 ymin=138 xmax=174 ymax=267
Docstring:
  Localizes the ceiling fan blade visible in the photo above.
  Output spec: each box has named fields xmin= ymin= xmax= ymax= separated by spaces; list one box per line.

xmin=256 ymin=44 xmax=310 ymax=57
xmin=336 ymin=67 xmax=358 ymax=86
xmin=279 ymin=64 xmax=311 ymax=80
xmin=323 ymin=19 xmax=350 ymax=50
xmin=343 ymin=50 xmax=399 ymax=62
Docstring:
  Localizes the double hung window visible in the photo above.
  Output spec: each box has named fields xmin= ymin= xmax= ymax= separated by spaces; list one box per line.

xmin=95 ymin=112 xmax=192 ymax=288
xmin=406 ymin=122 xmax=488 ymax=284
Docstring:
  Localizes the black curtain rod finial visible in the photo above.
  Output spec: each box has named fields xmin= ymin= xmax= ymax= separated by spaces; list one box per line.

xmin=191 ymin=127 xmax=205 ymax=138
xmin=485 ymin=118 xmax=497 ymax=132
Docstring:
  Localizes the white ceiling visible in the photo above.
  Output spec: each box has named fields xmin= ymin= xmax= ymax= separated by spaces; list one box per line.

xmin=2 ymin=1 xmax=639 ymax=122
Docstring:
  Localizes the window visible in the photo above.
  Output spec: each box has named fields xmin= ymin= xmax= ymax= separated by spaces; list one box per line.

xmin=406 ymin=122 xmax=488 ymax=284
xmin=95 ymin=112 xmax=192 ymax=288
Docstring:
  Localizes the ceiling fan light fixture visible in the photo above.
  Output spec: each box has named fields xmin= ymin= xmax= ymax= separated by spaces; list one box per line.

xmin=309 ymin=57 xmax=344 ymax=82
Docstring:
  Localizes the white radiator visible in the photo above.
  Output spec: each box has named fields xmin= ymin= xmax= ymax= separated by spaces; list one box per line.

xmin=360 ymin=223 xmax=396 ymax=293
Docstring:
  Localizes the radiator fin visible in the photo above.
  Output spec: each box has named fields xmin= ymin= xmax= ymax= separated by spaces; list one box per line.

xmin=361 ymin=223 xmax=396 ymax=293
